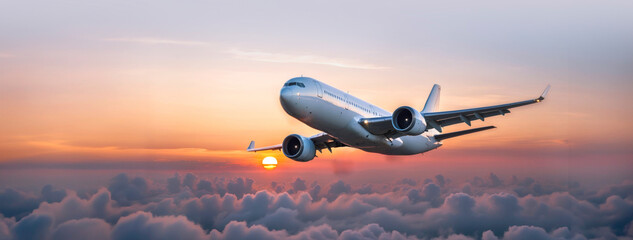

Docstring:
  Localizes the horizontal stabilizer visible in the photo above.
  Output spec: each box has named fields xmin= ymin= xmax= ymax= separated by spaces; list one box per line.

xmin=247 ymin=140 xmax=282 ymax=152
xmin=434 ymin=126 xmax=496 ymax=141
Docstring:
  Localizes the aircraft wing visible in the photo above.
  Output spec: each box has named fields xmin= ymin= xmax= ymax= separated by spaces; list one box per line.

xmin=359 ymin=85 xmax=550 ymax=135
xmin=423 ymin=85 xmax=550 ymax=132
xmin=358 ymin=116 xmax=399 ymax=137
xmin=247 ymin=132 xmax=346 ymax=153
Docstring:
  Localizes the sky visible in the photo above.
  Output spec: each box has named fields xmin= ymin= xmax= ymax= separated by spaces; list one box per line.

xmin=0 ymin=1 xmax=632 ymax=239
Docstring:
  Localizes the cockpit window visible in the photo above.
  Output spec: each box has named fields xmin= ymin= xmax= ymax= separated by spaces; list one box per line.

xmin=284 ymin=82 xmax=305 ymax=88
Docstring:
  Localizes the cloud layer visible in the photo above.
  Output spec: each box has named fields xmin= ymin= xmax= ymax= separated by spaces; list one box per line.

xmin=1 ymin=173 xmax=632 ymax=240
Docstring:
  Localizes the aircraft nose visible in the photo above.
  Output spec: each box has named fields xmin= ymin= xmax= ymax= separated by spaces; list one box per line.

xmin=280 ymin=87 xmax=294 ymax=105
xmin=280 ymin=87 xmax=300 ymax=115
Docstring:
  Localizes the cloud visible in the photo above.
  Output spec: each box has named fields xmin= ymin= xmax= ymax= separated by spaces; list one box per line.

xmin=51 ymin=218 xmax=111 ymax=240
xmin=229 ymin=49 xmax=389 ymax=70
xmin=291 ymin=178 xmax=307 ymax=193
xmin=41 ymin=185 xmax=67 ymax=203
xmin=210 ymin=221 xmax=286 ymax=240
xmin=196 ymin=179 xmax=214 ymax=194
xmin=397 ymin=178 xmax=417 ymax=187
xmin=107 ymin=173 xmax=155 ymax=206
xmin=0 ymin=189 xmax=40 ymax=219
xmin=326 ymin=180 xmax=352 ymax=201
xmin=338 ymin=223 xmax=415 ymax=240
xmin=481 ymin=226 xmax=589 ymax=240
xmin=2 ymin=173 xmax=633 ymax=239
xmin=0 ymin=185 xmax=66 ymax=219
xmin=225 ymin=178 xmax=255 ymax=199
xmin=253 ymin=207 xmax=304 ymax=233
xmin=286 ymin=224 xmax=338 ymax=240
xmin=102 ymin=37 xmax=209 ymax=46
xmin=481 ymin=230 xmax=498 ymax=240
xmin=489 ymin=173 xmax=503 ymax=187
xmin=111 ymin=212 xmax=209 ymax=240
xmin=309 ymin=183 xmax=322 ymax=202
xmin=502 ymin=225 xmax=555 ymax=240
xmin=183 ymin=173 xmax=199 ymax=190
xmin=0 ymin=215 xmax=15 ymax=240
xmin=11 ymin=213 xmax=52 ymax=240
xmin=167 ymin=173 xmax=182 ymax=194
xmin=435 ymin=175 xmax=447 ymax=187
xmin=31 ymin=188 xmax=117 ymax=224
xmin=433 ymin=234 xmax=475 ymax=240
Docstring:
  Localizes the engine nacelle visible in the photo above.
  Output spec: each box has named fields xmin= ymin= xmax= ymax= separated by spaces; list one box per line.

xmin=282 ymin=134 xmax=316 ymax=162
xmin=392 ymin=106 xmax=427 ymax=135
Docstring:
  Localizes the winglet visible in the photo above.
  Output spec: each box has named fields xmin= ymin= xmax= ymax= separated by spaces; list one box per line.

xmin=537 ymin=85 xmax=551 ymax=101
xmin=247 ymin=141 xmax=255 ymax=151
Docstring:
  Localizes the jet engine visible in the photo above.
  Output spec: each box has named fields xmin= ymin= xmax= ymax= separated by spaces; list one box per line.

xmin=392 ymin=106 xmax=427 ymax=135
xmin=282 ymin=134 xmax=316 ymax=162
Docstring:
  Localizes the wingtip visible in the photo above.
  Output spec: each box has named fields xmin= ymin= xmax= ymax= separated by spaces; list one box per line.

xmin=247 ymin=141 xmax=255 ymax=151
xmin=539 ymin=85 xmax=551 ymax=100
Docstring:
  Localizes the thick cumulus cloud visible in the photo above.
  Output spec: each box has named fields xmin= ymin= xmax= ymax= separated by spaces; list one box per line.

xmin=111 ymin=212 xmax=209 ymax=240
xmin=107 ymin=173 xmax=155 ymax=206
xmin=1 ymin=173 xmax=632 ymax=240
xmin=0 ymin=185 xmax=66 ymax=219
xmin=51 ymin=218 xmax=111 ymax=240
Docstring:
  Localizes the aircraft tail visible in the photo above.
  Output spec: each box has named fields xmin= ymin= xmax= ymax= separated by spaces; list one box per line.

xmin=422 ymin=84 xmax=441 ymax=113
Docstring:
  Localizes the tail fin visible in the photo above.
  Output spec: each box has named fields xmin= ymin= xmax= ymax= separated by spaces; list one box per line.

xmin=422 ymin=84 xmax=441 ymax=113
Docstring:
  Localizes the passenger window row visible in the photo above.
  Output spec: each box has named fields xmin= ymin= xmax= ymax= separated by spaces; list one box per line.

xmin=324 ymin=90 xmax=377 ymax=116
xmin=324 ymin=90 xmax=343 ymax=101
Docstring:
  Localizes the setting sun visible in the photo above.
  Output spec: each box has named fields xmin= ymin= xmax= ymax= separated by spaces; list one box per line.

xmin=262 ymin=156 xmax=278 ymax=170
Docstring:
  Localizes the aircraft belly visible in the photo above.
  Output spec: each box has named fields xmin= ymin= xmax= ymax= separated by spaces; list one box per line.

xmin=386 ymin=135 xmax=441 ymax=155
xmin=303 ymin=98 xmax=349 ymax=132
xmin=297 ymin=96 xmax=440 ymax=155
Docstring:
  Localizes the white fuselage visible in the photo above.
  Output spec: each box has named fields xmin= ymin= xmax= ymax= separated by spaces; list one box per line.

xmin=279 ymin=77 xmax=442 ymax=155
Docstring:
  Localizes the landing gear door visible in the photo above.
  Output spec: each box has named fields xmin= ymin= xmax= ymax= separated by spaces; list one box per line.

xmin=313 ymin=80 xmax=323 ymax=98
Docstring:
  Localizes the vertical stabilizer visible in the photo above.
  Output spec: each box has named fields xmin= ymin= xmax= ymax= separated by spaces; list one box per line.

xmin=422 ymin=84 xmax=441 ymax=113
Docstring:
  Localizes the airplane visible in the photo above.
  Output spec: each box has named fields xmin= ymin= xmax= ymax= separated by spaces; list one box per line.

xmin=248 ymin=77 xmax=550 ymax=162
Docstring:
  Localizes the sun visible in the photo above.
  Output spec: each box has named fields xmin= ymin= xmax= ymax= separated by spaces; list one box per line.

xmin=262 ymin=156 xmax=277 ymax=170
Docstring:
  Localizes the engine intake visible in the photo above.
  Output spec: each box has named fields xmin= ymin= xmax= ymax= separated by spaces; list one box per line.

xmin=392 ymin=106 xmax=426 ymax=135
xmin=282 ymin=134 xmax=316 ymax=162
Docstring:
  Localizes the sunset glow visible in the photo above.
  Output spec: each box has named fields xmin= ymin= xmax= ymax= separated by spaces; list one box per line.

xmin=262 ymin=156 xmax=278 ymax=170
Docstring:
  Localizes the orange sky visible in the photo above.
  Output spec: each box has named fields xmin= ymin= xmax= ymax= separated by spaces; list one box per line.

xmin=1 ymin=60 xmax=631 ymax=163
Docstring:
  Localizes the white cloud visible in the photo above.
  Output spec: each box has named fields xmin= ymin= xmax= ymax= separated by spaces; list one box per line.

xmin=229 ymin=49 xmax=389 ymax=70
xmin=102 ymin=37 xmax=209 ymax=46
